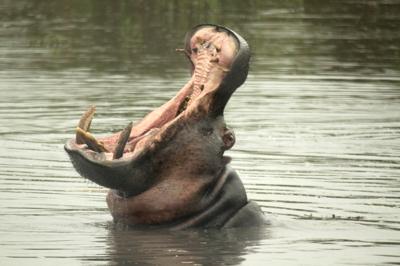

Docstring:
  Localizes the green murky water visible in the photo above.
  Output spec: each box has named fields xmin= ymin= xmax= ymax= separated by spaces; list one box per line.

xmin=0 ymin=1 xmax=399 ymax=265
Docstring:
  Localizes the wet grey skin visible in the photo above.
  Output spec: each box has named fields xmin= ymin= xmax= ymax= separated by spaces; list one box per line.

xmin=64 ymin=24 xmax=267 ymax=229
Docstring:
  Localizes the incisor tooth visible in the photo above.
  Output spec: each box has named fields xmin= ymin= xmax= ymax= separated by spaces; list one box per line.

xmin=75 ymin=127 xmax=108 ymax=153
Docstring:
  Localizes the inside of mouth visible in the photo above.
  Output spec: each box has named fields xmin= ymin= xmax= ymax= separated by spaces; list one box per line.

xmin=75 ymin=26 xmax=239 ymax=159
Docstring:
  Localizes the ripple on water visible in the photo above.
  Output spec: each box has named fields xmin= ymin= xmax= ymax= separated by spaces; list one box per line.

xmin=1 ymin=1 xmax=400 ymax=265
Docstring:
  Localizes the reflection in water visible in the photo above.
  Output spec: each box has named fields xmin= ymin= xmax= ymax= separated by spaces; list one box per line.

xmin=302 ymin=0 xmax=400 ymax=76
xmin=0 ymin=0 xmax=271 ymax=75
xmin=104 ymin=225 xmax=269 ymax=265
xmin=0 ymin=0 xmax=399 ymax=265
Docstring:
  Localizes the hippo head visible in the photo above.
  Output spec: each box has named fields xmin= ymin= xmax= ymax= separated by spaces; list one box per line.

xmin=64 ymin=24 xmax=250 ymax=225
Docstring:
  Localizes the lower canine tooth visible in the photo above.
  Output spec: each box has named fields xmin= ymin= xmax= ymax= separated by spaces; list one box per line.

xmin=113 ymin=122 xmax=133 ymax=159
xmin=76 ymin=105 xmax=96 ymax=144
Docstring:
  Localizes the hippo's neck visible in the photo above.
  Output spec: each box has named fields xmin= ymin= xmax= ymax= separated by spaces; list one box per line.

xmin=170 ymin=166 xmax=248 ymax=230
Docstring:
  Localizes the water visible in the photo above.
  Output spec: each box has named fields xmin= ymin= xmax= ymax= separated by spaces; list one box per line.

xmin=0 ymin=1 xmax=399 ymax=265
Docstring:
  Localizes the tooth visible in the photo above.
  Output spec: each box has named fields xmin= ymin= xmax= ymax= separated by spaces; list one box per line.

xmin=175 ymin=48 xmax=190 ymax=57
xmin=113 ymin=122 xmax=133 ymax=159
xmin=76 ymin=105 xmax=96 ymax=144
xmin=217 ymin=65 xmax=229 ymax=72
xmin=176 ymin=96 xmax=191 ymax=116
xmin=78 ymin=105 xmax=96 ymax=131
xmin=75 ymin=127 xmax=108 ymax=153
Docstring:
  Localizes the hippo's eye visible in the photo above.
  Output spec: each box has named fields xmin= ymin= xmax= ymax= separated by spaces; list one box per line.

xmin=200 ymin=127 xmax=213 ymax=136
xmin=192 ymin=47 xmax=198 ymax=53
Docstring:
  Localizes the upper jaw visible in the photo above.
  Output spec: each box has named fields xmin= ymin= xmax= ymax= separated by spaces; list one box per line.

xmin=64 ymin=24 xmax=250 ymax=192
xmin=183 ymin=24 xmax=250 ymax=117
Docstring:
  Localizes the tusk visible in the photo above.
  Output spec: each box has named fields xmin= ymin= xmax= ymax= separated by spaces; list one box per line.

xmin=75 ymin=127 xmax=108 ymax=153
xmin=76 ymin=105 xmax=96 ymax=144
xmin=113 ymin=122 xmax=133 ymax=159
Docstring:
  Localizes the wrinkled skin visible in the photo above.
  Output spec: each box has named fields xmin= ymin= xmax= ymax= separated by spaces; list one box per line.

xmin=65 ymin=24 xmax=267 ymax=229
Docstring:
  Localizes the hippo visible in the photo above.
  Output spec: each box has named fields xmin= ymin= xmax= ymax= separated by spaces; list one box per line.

xmin=64 ymin=24 xmax=267 ymax=229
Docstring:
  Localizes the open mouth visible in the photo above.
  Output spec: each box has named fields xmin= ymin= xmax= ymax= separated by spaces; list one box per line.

xmin=64 ymin=24 xmax=250 ymax=195
xmin=67 ymin=25 xmax=242 ymax=161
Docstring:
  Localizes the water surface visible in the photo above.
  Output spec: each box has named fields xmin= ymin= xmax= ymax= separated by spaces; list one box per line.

xmin=0 ymin=1 xmax=399 ymax=265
